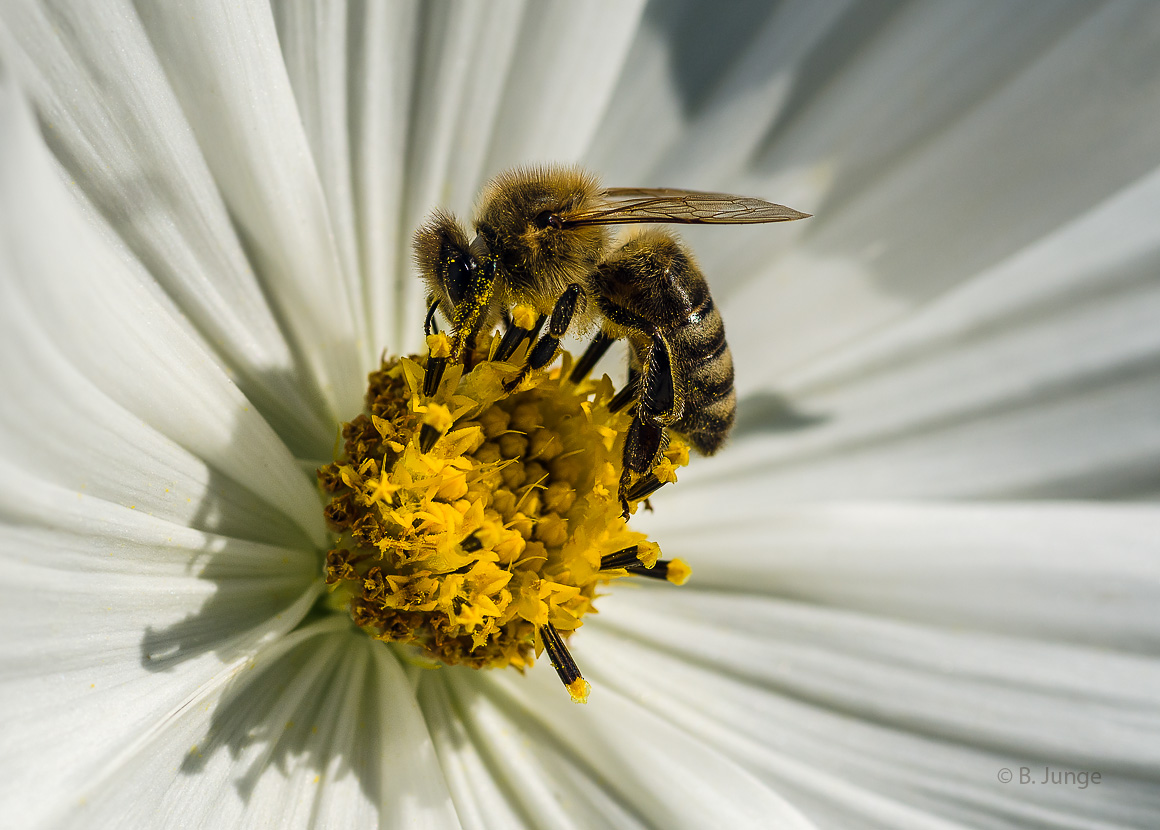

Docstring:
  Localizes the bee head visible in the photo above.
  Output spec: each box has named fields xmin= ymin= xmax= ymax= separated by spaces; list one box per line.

xmin=473 ymin=166 xmax=610 ymax=308
xmin=414 ymin=210 xmax=474 ymax=306
xmin=414 ymin=210 xmax=500 ymax=347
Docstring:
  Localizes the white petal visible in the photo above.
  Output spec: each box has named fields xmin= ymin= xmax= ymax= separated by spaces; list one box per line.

xmin=0 ymin=0 xmax=334 ymax=453
xmin=640 ymin=502 xmax=1160 ymax=652
xmin=273 ymin=0 xmax=363 ymax=357
xmin=26 ymin=622 xmax=458 ymax=829
xmin=396 ymin=0 xmax=527 ymax=352
xmin=418 ymin=672 xmax=532 ymax=830
xmin=699 ymin=161 xmax=1160 ymax=500
xmin=0 ymin=515 xmax=321 ymax=828
xmin=480 ymin=0 xmax=647 ymax=175
xmin=584 ymin=582 xmax=1160 ymax=829
xmin=402 ymin=0 xmax=527 ymax=216
xmin=586 ymin=1 xmax=848 ymax=183
xmin=0 ymin=77 xmax=327 ymax=548
xmin=347 ymin=0 xmax=422 ymax=356
xmin=441 ymin=664 xmax=815 ymax=829
xmin=134 ymin=0 xmax=368 ymax=415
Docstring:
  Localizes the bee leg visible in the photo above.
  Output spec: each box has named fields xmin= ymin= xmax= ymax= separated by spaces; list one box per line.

xmin=569 ymin=330 xmax=615 ymax=383
xmin=619 ymin=417 xmax=668 ymax=516
xmin=619 ymin=333 xmax=678 ymax=515
xmin=504 ymin=284 xmax=585 ymax=391
xmin=424 ymin=296 xmax=441 ymax=336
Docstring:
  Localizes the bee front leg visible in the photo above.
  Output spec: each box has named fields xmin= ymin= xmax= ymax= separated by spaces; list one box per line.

xmin=503 ymin=284 xmax=586 ymax=391
xmin=423 ymin=296 xmax=441 ymax=336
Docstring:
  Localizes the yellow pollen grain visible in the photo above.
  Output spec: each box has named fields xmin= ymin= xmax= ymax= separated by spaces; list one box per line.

xmin=426 ymin=332 xmax=452 ymax=359
xmin=510 ymin=304 xmax=538 ymax=330
xmin=666 ymin=559 xmax=692 ymax=586
xmin=567 ymin=677 xmax=591 ymax=704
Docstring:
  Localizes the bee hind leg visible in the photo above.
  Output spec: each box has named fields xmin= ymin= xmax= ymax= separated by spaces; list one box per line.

xmin=619 ymin=417 xmax=668 ymax=517
xmin=618 ymin=332 xmax=681 ymax=516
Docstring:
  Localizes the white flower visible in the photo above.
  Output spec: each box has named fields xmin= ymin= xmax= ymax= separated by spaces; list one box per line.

xmin=3 ymin=2 xmax=1160 ymax=828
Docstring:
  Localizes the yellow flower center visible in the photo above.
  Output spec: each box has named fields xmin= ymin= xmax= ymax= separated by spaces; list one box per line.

xmin=318 ymin=324 xmax=690 ymax=703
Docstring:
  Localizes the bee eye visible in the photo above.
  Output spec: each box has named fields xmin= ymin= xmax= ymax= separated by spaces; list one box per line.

xmin=534 ymin=210 xmax=564 ymax=230
xmin=443 ymin=253 xmax=475 ymax=305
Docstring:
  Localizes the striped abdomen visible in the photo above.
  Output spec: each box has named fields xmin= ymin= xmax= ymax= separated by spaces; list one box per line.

xmin=667 ymin=293 xmax=735 ymax=454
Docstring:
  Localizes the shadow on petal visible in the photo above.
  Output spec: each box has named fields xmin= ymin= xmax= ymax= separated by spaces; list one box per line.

xmin=731 ymin=390 xmax=828 ymax=440
xmin=642 ymin=0 xmax=783 ymax=118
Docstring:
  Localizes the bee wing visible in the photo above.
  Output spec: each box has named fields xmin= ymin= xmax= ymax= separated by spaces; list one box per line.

xmin=564 ymin=188 xmax=811 ymax=226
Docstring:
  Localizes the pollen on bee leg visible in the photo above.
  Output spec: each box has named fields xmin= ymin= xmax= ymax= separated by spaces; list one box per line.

xmin=317 ymin=336 xmax=691 ymax=701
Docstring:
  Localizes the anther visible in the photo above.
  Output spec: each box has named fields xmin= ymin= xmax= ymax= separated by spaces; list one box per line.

xmin=424 ymin=334 xmax=452 ymax=397
xmin=608 ymin=380 xmax=637 ymax=414
xmin=418 ymin=402 xmax=453 ymax=453
xmin=569 ymin=331 xmax=615 ymax=383
xmin=424 ymin=358 xmax=447 ymax=397
xmin=494 ymin=323 xmax=531 ymax=363
xmin=626 ymin=559 xmax=691 ymax=585
xmin=418 ymin=424 xmax=443 ymax=453
xmin=541 ymin=622 xmax=590 ymax=704
xmin=600 ymin=545 xmax=642 ymax=570
xmin=494 ymin=306 xmax=543 ymax=363
xmin=625 ymin=473 xmax=668 ymax=502
xmin=461 ymin=532 xmax=483 ymax=552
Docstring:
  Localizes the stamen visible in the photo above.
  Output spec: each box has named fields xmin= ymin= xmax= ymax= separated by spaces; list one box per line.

xmin=600 ymin=545 xmax=643 ymax=570
xmin=541 ymin=622 xmax=590 ymax=704
xmin=424 ymin=297 xmax=441 ymax=336
xmin=493 ymin=305 xmax=542 ymax=362
xmin=418 ymin=403 xmax=452 ymax=453
xmin=624 ymin=473 xmax=668 ymax=502
xmin=626 ymin=559 xmax=692 ymax=585
xmin=423 ymin=334 xmax=452 ymax=397
xmin=318 ymin=337 xmax=691 ymax=702
xmin=569 ymin=331 xmax=615 ymax=382
xmin=608 ymin=381 xmax=637 ymax=413
xmin=494 ymin=323 xmax=531 ymax=363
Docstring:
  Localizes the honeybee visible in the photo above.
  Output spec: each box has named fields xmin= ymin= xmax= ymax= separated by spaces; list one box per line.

xmin=414 ymin=166 xmax=809 ymax=510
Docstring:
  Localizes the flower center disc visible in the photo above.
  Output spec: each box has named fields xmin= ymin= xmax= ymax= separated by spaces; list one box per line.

xmin=318 ymin=331 xmax=690 ymax=702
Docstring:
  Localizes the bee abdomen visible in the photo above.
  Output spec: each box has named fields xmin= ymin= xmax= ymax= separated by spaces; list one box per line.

xmin=670 ymin=306 xmax=735 ymax=455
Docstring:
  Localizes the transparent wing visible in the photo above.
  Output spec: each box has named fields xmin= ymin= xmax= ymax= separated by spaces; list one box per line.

xmin=563 ymin=189 xmax=811 ymax=226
